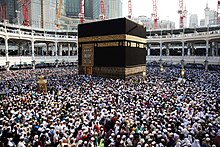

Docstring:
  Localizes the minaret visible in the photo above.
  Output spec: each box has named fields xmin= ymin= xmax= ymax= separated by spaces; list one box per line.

xmin=204 ymin=2 xmax=210 ymax=26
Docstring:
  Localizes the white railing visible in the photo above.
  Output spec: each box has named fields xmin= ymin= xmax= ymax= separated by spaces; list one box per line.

xmin=0 ymin=56 xmax=78 ymax=66
xmin=0 ymin=25 xmax=77 ymax=41
xmin=146 ymin=56 xmax=220 ymax=65
xmin=2 ymin=55 xmax=218 ymax=67
xmin=147 ymin=30 xmax=220 ymax=41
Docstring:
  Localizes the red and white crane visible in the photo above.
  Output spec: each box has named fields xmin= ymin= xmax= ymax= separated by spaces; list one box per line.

xmin=99 ymin=0 xmax=105 ymax=20
xmin=79 ymin=0 xmax=85 ymax=24
xmin=128 ymin=0 xmax=132 ymax=19
xmin=21 ymin=0 xmax=29 ymax=26
xmin=0 ymin=4 xmax=7 ymax=21
xmin=217 ymin=0 xmax=220 ymax=25
xmin=178 ymin=0 xmax=184 ymax=28
xmin=56 ymin=0 xmax=63 ymax=29
xmin=152 ymin=0 xmax=159 ymax=29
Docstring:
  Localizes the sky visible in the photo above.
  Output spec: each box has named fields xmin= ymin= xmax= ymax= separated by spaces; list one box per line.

xmin=122 ymin=0 xmax=218 ymax=26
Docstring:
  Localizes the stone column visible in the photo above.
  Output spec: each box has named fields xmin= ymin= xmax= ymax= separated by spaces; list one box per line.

xmin=75 ymin=43 xmax=78 ymax=56
xmin=187 ymin=43 xmax=191 ymax=56
xmin=59 ymin=44 xmax=62 ymax=56
xmin=211 ymin=42 xmax=215 ymax=56
xmin=166 ymin=43 xmax=170 ymax=56
xmin=148 ymin=48 xmax=151 ymax=56
xmin=205 ymin=40 xmax=209 ymax=70
xmin=31 ymin=40 xmax=35 ymax=69
xmin=42 ymin=47 xmax=44 ymax=56
xmin=217 ymin=43 xmax=219 ymax=56
xmin=5 ymin=38 xmax=9 ymax=71
xmin=192 ymin=43 xmax=196 ymax=56
xmin=46 ymin=43 xmax=49 ymax=56
xmin=181 ymin=41 xmax=185 ymax=68
xmin=72 ymin=44 xmax=75 ymax=56
xmin=55 ymin=42 xmax=58 ymax=57
xmin=187 ymin=48 xmax=191 ymax=56
xmin=160 ymin=41 xmax=162 ymax=60
xmin=182 ymin=41 xmax=185 ymax=59
xmin=51 ymin=46 xmax=55 ymax=56
xmin=205 ymin=40 xmax=209 ymax=60
xmin=18 ymin=42 xmax=21 ymax=56
xmin=55 ymin=42 xmax=58 ymax=67
xmin=68 ymin=43 xmax=71 ymax=56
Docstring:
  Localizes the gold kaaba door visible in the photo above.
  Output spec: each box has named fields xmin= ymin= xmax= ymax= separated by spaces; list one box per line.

xmin=82 ymin=44 xmax=94 ymax=75
xmin=85 ymin=66 xmax=92 ymax=75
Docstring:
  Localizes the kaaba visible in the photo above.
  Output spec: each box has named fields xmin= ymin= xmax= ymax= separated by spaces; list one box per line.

xmin=78 ymin=18 xmax=146 ymax=79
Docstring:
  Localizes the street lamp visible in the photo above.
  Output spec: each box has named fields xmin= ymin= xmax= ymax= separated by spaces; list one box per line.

xmin=143 ymin=71 xmax=146 ymax=80
xmin=181 ymin=66 xmax=184 ymax=79
xmin=160 ymin=64 xmax=164 ymax=72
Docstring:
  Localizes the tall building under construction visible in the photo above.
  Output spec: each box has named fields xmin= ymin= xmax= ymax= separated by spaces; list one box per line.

xmin=92 ymin=0 xmax=122 ymax=20
xmin=0 ymin=0 xmax=122 ymax=29
xmin=0 ymin=0 xmax=17 ymax=23
xmin=16 ymin=0 xmax=56 ymax=30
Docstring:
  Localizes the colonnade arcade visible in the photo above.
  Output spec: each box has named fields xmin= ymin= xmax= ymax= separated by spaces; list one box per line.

xmin=147 ymin=38 xmax=220 ymax=69
xmin=0 ymin=37 xmax=77 ymax=70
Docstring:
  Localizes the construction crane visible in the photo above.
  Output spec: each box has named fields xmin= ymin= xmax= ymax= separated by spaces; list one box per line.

xmin=99 ymin=0 xmax=105 ymax=20
xmin=178 ymin=0 xmax=184 ymax=28
xmin=217 ymin=0 xmax=220 ymax=25
xmin=79 ymin=0 xmax=85 ymax=24
xmin=128 ymin=0 xmax=132 ymax=19
xmin=21 ymin=0 xmax=29 ymax=26
xmin=152 ymin=0 xmax=159 ymax=29
xmin=0 ymin=4 xmax=7 ymax=21
xmin=40 ymin=0 xmax=43 ymax=28
xmin=56 ymin=0 xmax=63 ymax=29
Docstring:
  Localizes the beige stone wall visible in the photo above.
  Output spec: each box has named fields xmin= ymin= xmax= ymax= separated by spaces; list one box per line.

xmin=125 ymin=66 xmax=146 ymax=76
xmin=79 ymin=65 xmax=146 ymax=79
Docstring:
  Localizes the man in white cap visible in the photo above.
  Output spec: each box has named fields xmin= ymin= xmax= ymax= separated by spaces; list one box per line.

xmin=17 ymin=136 xmax=25 ymax=147
xmin=192 ymin=139 xmax=201 ymax=147
xmin=0 ymin=65 xmax=220 ymax=147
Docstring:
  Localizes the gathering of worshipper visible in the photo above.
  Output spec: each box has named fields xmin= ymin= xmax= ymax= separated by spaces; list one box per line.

xmin=0 ymin=66 xmax=219 ymax=147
